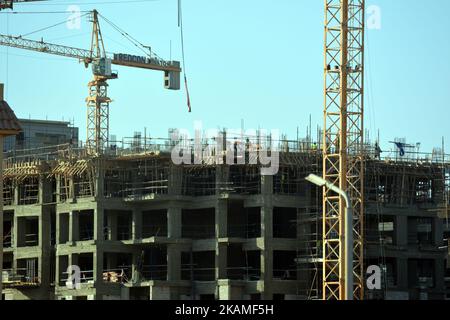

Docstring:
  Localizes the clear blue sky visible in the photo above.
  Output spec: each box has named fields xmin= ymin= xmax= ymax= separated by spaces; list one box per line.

xmin=0 ymin=0 xmax=449 ymax=153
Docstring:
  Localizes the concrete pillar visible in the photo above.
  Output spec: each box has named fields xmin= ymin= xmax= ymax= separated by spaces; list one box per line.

xmin=167 ymin=206 xmax=181 ymax=283
xmin=260 ymin=174 xmax=273 ymax=299
xmin=55 ymin=175 xmax=61 ymax=203
xmin=132 ymin=251 xmax=142 ymax=283
xmin=434 ymin=258 xmax=445 ymax=292
xmin=95 ymin=159 xmax=105 ymax=199
xmin=215 ymin=200 xmax=228 ymax=281
xmin=168 ymin=166 xmax=183 ymax=195
xmin=167 ymin=245 xmax=181 ymax=281
xmin=396 ymin=215 xmax=408 ymax=247
xmin=39 ymin=208 xmax=51 ymax=287
xmin=55 ymin=255 xmax=61 ymax=287
xmin=69 ymin=178 xmax=75 ymax=201
xmin=69 ymin=211 xmax=79 ymax=243
xmin=38 ymin=175 xmax=52 ymax=205
xmin=218 ymin=281 xmax=244 ymax=300
xmin=397 ymin=258 xmax=408 ymax=291
xmin=216 ymin=244 xmax=227 ymax=280
xmin=94 ymin=207 xmax=105 ymax=242
xmin=106 ymin=211 xmax=118 ymax=241
xmin=216 ymin=165 xmax=230 ymax=195
xmin=14 ymin=216 xmax=26 ymax=247
xmin=56 ymin=212 xmax=61 ymax=245
xmin=132 ymin=209 xmax=142 ymax=240
xmin=261 ymin=206 xmax=274 ymax=300
xmin=433 ymin=217 xmax=443 ymax=246
xmin=168 ymin=207 xmax=182 ymax=239
xmin=13 ymin=181 xmax=19 ymax=206
xmin=216 ymin=200 xmax=228 ymax=239
xmin=94 ymin=249 xmax=104 ymax=285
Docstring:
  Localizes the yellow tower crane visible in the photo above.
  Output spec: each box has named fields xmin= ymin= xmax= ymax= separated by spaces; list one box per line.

xmin=323 ymin=0 xmax=365 ymax=300
xmin=0 ymin=9 xmax=181 ymax=154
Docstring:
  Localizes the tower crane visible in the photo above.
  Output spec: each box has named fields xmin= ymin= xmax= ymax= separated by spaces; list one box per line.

xmin=322 ymin=0 xmax=365 ymax=300
xmin=0 ymin=9 xmax=182 ymax=154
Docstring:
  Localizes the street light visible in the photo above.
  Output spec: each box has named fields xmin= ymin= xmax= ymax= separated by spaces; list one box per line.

xmin=305 ymin=173 xmax=353 ymax=300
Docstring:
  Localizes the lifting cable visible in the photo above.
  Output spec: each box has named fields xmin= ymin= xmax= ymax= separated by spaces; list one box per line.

xmin=178 ymin=0 xmax=191 ymax=112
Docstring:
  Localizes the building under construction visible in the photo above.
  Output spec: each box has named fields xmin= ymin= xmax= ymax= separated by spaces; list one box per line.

xmin=1 ymin=132 xmax=449 ymax=300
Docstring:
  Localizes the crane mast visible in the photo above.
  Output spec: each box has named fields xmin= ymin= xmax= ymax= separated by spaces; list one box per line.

xmin=323 ymin=0 xmax=365 ymax=300
xmin=86 ymin=10 xmax=113 ymax=155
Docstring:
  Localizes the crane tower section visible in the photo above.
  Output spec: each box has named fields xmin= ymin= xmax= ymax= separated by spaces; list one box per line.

xmin=323 ymin=0 xmax=365 ymax=300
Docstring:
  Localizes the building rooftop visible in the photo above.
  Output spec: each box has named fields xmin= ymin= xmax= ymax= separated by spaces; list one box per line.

xmin=0 ymin=100 xmax=22 ymax=136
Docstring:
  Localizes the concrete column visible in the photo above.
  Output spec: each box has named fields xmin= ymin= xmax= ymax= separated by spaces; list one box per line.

xmin=167 ymin=245 xmax=181 ymax=281
xmin=167 ymin=206 xmax=181 ymax=283
xmin=95 ymin=159 xmax=105 ymax=200
xmin=94 ymin=249 xmax=104 ymax=285
xmin=94 ymin=207 xmax=105 ymax=242
xmin=55 ymin=175 xmax=61 ymax=203
xmin=168 ymin=166 xmax=183 ymax=195
xmin=216 ymin=165 xmax=230 ymax=195
xmin=218 ymin=281 xmax=244 ymax=300
xmin=215 ymin=200 xmax=228 ymax=281
xmin=132 ymin=209 xmax=143 ymax=240
xmin=14 ymin=216 xmax=26 ymax=247
xmin=433 ymin=217 xmax=443 ymax=246
xmin=215 ymin=200 xmax=228 ymax=239
xmin=38 ymin=175 xmax=52 ymax=205
xmin=260 ymin=174 xmax=273 ymax=299
xmin=106 ymin=211 xmax=118 ymax=241
xmin=56 ymin=212 xmax=61 ymax=245
xmin=69 ymin=178 xmax=75 ymax=201
xmin=396 ymin=215 xmax=408 ymax=247
xmin=13 ymin=181 xmax=19 ymax=206
xmin=69 ymin=211 xmax=79 ymax=243
xmin=55 ymin=255 xmax=61 ymax=287
xmin=397 ymin=258 xmax=408 ymax=291
xmin=216 ymin=244 xmax=227 ymax=280
xmin=168 ymin=207 xmax=182 ymax=239
xmin=39 ymin=208 xmax=51 ymax=287
xmin=261 ymin=174 xmax=273 ymax=196
xmin=434 ymin=258 xmax=445 ymax=292
xmin=261 ymin=206 xmax=274 ymax=300
xmin=132 ymin=251 xmax=142 ymax=283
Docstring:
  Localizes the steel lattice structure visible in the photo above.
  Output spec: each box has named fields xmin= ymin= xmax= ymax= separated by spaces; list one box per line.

xmin=323 ymin=0 xmax=365 ymax=300
xmin=86 ymin=78 xmax=110 ymax=154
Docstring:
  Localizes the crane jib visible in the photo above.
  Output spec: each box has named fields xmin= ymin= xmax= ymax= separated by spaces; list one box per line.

xmin=113 ymin=53 xmax=181 ymax=73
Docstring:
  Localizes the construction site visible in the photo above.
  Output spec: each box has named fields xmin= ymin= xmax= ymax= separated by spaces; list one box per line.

xmin=0 ymin=0 xmax=450 ymax=301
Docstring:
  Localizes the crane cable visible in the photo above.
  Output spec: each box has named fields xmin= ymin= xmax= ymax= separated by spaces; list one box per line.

xmin=178 ymin=0 xmax=191 ymax=112
xmin=97 ymin=13 xmax=153 ymax=58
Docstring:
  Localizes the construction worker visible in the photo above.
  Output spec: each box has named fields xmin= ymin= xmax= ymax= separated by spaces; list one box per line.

xmin=375 ymin=142 xmax=382 ymax=159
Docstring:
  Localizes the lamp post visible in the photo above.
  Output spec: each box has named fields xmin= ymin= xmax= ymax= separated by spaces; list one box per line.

xmin=0 ymin=83 xmax=22 ymax=298
xmin=305 ymin=173 xmax=353 ymax=300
